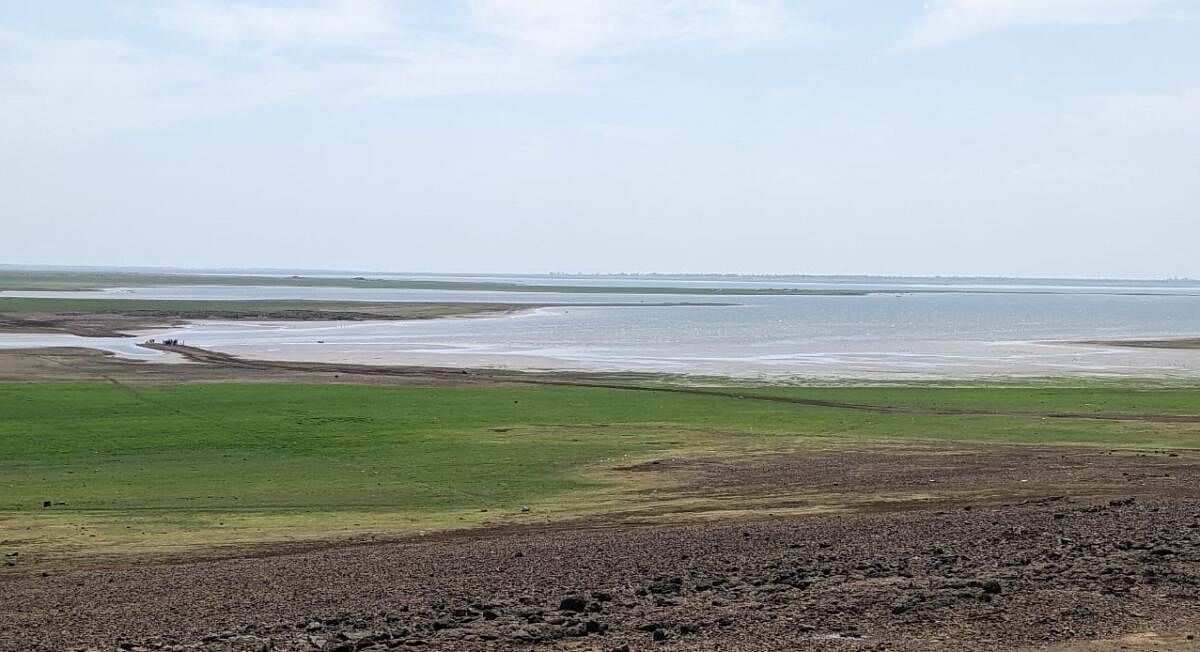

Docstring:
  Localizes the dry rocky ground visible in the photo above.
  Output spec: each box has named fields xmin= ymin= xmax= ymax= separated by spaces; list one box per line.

xmin=4 ymin=448 xmax=1200 ymax=652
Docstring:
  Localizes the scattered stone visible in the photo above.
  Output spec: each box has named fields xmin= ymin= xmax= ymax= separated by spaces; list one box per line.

xmin=559 ymin=596 xmax=588 ymax=613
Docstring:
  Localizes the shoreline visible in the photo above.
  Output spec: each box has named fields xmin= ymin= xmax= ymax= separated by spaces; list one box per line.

xmin=1075 ymin=337 xmax=1200 ymax=350
xmin=0 ymin=298 xmax=728 ymax=338
xmin=0 ymin=270 xmax=869 ymax=295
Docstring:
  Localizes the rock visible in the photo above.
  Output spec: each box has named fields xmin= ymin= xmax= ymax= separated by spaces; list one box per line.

xmin=651 ymin=629 xmax=669 ymax=641
xmin=648 ymin=581 xmax=681 ymax=595
xmin=305 ymin=621 xmax=324 ymax=632
xmin=610 ymin=645 xmax=631 ymax=652
xmin=982 ymin=580 xmax=1003 ymax=595
xmin=559 ymin=596 xmax=588 ymax=612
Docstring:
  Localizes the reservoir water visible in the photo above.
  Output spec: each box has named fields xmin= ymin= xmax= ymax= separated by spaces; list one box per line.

xmin=3 ymin=277 xmax=1200 ymax=379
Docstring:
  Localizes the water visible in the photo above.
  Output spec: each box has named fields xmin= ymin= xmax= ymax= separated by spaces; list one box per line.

xmin=3 ymin=278 xmax=1200 ymax=379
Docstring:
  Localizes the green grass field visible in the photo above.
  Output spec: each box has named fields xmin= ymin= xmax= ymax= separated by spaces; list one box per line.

xmin=739 ymin=385 xmax=1200 ymax=415
xmin=3 ymin=382 xmax=1199 ymax=558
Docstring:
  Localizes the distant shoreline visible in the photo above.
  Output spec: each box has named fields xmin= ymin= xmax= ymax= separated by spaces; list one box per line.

xmin=3 ymin=265 xmax=1197 ymax=285
xmin=1076 ymin=337 xmax=1200 ymax=350
xmin=0 ymin=297 xmax=728 ymax=338
xmin=0 ymin=270 xmax=868 ymax=296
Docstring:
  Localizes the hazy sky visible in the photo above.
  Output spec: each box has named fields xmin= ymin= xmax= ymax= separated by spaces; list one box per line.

xmin=3 ymin=1 xmax=1197 ymax=277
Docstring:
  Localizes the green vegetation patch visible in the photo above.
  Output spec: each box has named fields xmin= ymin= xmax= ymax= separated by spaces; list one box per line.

xmin=3 ymin=382 xmax=1199 ymax=557
xmin=738 ymin=385 xmax=1200 ymax=416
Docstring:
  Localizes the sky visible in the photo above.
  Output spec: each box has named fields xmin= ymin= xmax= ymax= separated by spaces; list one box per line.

xmin=2 ymin=1 xmax=1198 ymax=278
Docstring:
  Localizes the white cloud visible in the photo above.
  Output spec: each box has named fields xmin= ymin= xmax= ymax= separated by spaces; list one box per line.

xmin=1006 ymin=159 xmax=1128 ymax=191
xmin=0 ymin=26 xmax=333 ymax=147
xmin=584 ymin=122 xmax=676 ymax=143
xmin=1092 ymin=88 xmax=1200 ymax=133
xmin=157 ymin=0 xmax=394 ymax=49
xmin=902 ymin=0 xmax=1180 ymax=48
xmin=469 ymin=0 xmax=803 ymax=57
xmin=0 ymin=1 xmax=809 ymax=140
xmin=357 ymin=43 xmax=572 ymax=97
xmin=156 ymin=0 xmax=803 ymax=56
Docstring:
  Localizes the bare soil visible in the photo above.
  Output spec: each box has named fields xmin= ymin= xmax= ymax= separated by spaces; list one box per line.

xmin=0 ymin=303 xmax=546 ymax=338
xmin=1076 ymin=338 xmax=1200 ymax=350
xmin=3 ymin=445 xmax=1200 ymax=651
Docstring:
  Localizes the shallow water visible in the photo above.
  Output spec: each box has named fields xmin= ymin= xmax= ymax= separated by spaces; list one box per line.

xmin=3 ymin=278 xmax=1200 ymax=379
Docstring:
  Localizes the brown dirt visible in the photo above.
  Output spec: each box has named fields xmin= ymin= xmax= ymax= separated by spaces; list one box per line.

xmin=3 ymin=446 xmax=1200 ymax=651
xmin=0 ymin=302 xmax=726 ymax=338
xmin=631 ymin=444 xmax=1200 ymax=506
xmin=1076 ymin=338 xmax=1200 ymax=350
xmin=0 ymin=303 xmax=547 ymax=337
xmin=0 ymin=346 xmax=669 ymax=387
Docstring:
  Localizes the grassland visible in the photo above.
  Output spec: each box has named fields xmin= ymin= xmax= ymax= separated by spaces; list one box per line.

xmin=3 ymin=381 xmax=1200 ymax=559
xmin=0 ymin=270 xmax=863 ymax=295
xmin=738 ymin=385 xmax=1200 ymax=416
